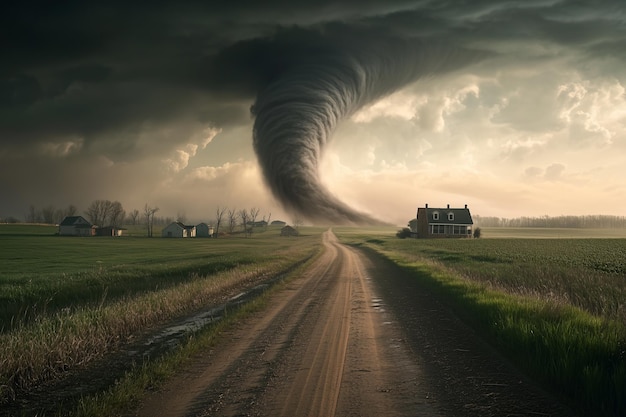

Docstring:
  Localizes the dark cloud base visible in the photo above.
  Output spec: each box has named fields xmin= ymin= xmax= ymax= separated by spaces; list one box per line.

xmin=229 ymin=27 xmax=484 ymax=224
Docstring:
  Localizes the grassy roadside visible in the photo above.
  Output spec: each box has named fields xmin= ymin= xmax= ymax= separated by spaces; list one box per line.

xmin=70 ymin=255 xmax=318 ymax=417
xmin=335 ymin=229 xmax=626 ymax=417
xmin=0 ymin=227 xmax=325 ymax=409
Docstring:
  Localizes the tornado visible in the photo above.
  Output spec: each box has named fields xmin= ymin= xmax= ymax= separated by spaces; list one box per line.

xmin=249 ymin=30 xmax=480 ymax=225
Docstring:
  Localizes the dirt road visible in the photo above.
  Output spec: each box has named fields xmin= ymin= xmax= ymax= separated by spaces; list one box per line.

xmin=134 ymin=230 xmax=575 ymax=417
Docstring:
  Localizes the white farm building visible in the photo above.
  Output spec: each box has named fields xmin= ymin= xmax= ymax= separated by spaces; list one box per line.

xmin=162 ymin=222 xmax=196 ymax=238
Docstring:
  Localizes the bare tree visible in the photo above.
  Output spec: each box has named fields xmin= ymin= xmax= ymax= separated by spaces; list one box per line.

xmin=215 ymin=206 xmax=227 ymax=237
xmin=41 ymin=205 xmax=56 ymax=224
xmin=85 ymin=200 xmax=124 ymax=227
xmin=176 ymin=211 xmax=187 ymax=224
xmin=292 ymin=213 xmax=304 ymax=230
xmin=249 ymin=207 xmax=260 ymax=235
xmin=86 ymin=200 xmax=108 ymax=226
xmin=227 ymin=208 xmax=237 ymax=234
xmin=54 ymin=208 xmax=65 ymax=224
xmin=129 ymin=209 xmax=140 ymax=225
xmin=108 ymin=201 xmax=125 ymax=227
xmin=239 ymin=208 xmax=250 ymax=237
xmin=143 ymin=203 xmax=160 ymax=237
xmin=26 ymin=205 xmax=40 ymax=223
xmin=65 ymin=204 xmax=78 ymax=217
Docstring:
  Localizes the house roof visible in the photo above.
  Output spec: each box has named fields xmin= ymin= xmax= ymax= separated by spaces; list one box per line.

xmin=419 ymin=206 xmax=473 ymax=225
xmin=59 ymin=216 xmax=92 ymax=226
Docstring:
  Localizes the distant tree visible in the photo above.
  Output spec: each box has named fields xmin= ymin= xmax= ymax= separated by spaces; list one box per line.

xmin=108 ymin=201 xmax=125 ymax=226
xmin=239 ymin=208 xmax=249 ymax=237
xmin=128 ymin=209 xmax=140 ymax=225
xmin=249 ymin=207 xmax=260 ymax=234
xmin=227 ymin=208 xmax=237 ymax=233
xmin=473 ymin=227 xmax=482 ymax=238
xmin=65 ymin=204 xmax=78 ymax=217
xmin=41 ymin=205 xmax=56 ymax=224
xmin=143 ymin=203 xmax=159 ymax=237
xmin=214 ymin=206 xmax=227 ymax=237
xmin=26 ymin=205 xmax=40 ymax=223
xmin=86 ymin=200 xmax=107 ymax=226
xmin=54 ymin=208 xmax=65 ymax=224
xmin=396 ymin=228 xmax=411 ymax=239
xmin=85 ymin=200 xmax=124 ymax=227
xmin=408 ymin=218 xmax=417 ymax=232
xmin=292 ymin=213 xmax=304 ymax=230
xmin=176 ymin=211 xmax=187 ymax=224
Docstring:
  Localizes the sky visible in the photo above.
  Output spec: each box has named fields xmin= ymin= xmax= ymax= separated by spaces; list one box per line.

xmin=1 ymin=1 xmax=625 ymax=226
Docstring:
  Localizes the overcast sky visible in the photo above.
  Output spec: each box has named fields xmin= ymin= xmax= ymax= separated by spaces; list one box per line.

xmin=2 ymin=1 xmax=625 ymax=225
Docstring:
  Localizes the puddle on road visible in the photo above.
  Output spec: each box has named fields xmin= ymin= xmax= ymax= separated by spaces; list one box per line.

xmin=371 ymin=297 xmax=386 ymax=312
xmin=139 ymin=283 xmax=270 ymax=358
xmin=3 ymin=281 xmax=276 ymax=417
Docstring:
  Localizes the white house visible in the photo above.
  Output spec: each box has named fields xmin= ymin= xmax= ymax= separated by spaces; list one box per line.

xmin=58 ymin=216 xmax=96 ymax=236
xmin=162 ymin=222 xmax=196 ymax=238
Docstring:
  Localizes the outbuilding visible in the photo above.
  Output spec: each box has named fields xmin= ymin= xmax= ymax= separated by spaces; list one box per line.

xmin=162 ymin=222 xmax=196 ymax=238
xmin=196 ymin=222 xmax=214 ymax=237
xmin=58 ymin=216 xmax=96 ymax=236
xmin=280 ymin=225 xmax=299 ymax=237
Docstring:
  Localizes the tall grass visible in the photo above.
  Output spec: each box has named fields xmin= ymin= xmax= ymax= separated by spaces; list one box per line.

xmin=335 ymin=230 xmax=626 ymax=417
xmin=0 ymin=228 xmax=323 ymax=403
xmin=0 ymin=231 xmax=318 ymax=331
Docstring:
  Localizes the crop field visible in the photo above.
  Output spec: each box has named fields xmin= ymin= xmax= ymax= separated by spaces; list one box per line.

xmin=335 ymin=227 xmax=626 ymax=416
xmin=0 ymin=224 xmax=324 ymax=402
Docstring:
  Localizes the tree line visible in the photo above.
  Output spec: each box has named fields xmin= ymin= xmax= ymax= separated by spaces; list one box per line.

xmin=473 ymin=214 xmax=626 ymax=229
xmin=13 ymin=201 xmax=278 ymax=238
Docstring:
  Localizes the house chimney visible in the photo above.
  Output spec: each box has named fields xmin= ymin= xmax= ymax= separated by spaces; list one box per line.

xmin=425 ymin=203 xmax=428 ymax=208
xmin=447 ymin=204 xmax=450 ymax=209
xmin=465 ymin=204 xmax=468 ymax=209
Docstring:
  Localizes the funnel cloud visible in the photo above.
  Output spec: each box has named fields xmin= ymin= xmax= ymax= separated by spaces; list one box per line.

xmin=243 ymin=28 xmax=482 ymax=224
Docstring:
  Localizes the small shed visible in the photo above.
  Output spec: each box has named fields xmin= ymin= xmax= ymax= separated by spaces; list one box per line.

xmin=58 ymin=216 xmax=96 ymax=236
xmin=96 ymin=226 xmax=125 ymax=237
xmin=162 ymin=222 xmax=196 ymax=238
xmin=280 ymin=225 xmax=299 ymax=237
xmin=196 ymin=222 xmax=214 ymax=237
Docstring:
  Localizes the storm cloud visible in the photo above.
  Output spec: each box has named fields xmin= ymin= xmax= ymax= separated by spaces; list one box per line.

xmin=1 ymin=1 xmax=626 ymax=223
xmin=216 ymin=27 xmax=482 ymax=224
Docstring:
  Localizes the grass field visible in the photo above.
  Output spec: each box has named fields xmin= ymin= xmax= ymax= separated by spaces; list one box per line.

xmin=335 ymin=227 xmax=626 ymax=417
xmin=0 ymin=224 xmax=325 ymax=403
xmin=3 ymin=224 xmax=626 ymax=416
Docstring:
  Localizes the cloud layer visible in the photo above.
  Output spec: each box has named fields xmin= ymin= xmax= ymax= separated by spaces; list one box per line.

xmin=1 ymin=1 xmax=625 ymax=224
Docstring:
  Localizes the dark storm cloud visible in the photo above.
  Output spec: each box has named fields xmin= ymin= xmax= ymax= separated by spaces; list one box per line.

xmin=210 ymin=26 xmax=485 ymax=224
xmin=2 ymin=1 xmax=625 ymax=222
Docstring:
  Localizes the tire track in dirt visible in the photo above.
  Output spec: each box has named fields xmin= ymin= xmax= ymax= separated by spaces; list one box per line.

xmin=133 ymin=230 xmax=437 ymax=417
xmin=134 ymin=230 xmax=576 ymax=417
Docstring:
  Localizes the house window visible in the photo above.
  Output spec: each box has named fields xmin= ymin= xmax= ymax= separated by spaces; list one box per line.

xmin=433 ymin=211 xmax=439 ymax=221
xmin=448 ymin=212 xmax=454 ymax=221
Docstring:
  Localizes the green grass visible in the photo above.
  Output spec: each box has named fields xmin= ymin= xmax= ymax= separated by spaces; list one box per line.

xmin=0 ymin=226 xmax=319 ymax=330
xmin=335 ymin=228 xmax=626 ymax=417
xmin=479 ymin=227 xmax=626 ymax=239
xmin=0 ymin=225 xmax=324 ymax=403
